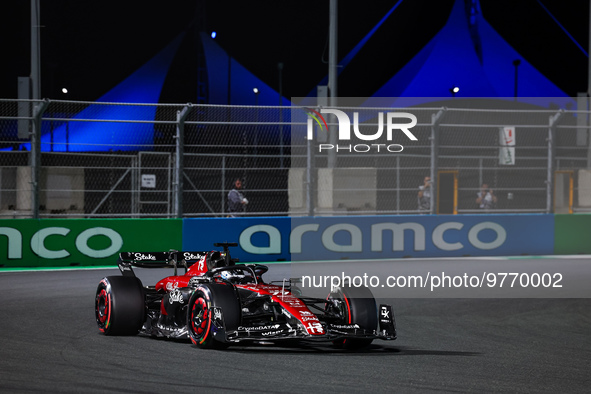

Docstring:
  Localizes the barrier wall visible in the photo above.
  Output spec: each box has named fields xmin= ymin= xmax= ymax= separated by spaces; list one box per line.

xmin=554 ymin=214 xmax=591 ymax=255
xmin=0 ymin=219 xmax=182 ymax=267
xmin=184 ymin=215 xmax=554 ymax=262
xmin=0 ymin=215 xmax=588 ymax=268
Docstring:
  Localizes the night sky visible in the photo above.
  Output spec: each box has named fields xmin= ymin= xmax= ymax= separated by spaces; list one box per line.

xmin=2 ymin=0 xmax=589 ymax=102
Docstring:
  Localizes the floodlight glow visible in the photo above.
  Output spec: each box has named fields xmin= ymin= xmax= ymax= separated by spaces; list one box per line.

xmin=211 ymin=31 xmax=217 ymax=39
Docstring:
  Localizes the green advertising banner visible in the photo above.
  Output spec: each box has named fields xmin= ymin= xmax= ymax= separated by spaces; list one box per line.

xmin=554 ymin=214 xmax=591 ymax=255
xmin=0 ymin=219 xmax=182 ymax=268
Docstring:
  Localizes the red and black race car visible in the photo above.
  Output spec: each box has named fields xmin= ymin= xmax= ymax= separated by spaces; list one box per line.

xmin=95 ymin=243 xmax=396 ymax=349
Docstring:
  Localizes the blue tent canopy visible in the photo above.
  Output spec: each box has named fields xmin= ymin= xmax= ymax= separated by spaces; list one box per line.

xmin=373 ymin=0 xmax=569 ymax=100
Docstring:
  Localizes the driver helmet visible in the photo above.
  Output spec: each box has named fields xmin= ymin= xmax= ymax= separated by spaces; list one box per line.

xmin=220 ymin=269 xmax=246 ymax=282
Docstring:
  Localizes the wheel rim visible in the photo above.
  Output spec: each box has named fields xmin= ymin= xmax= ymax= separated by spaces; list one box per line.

xmin=190 ymin=297 xmax=211 ymax=344
xmin=327 ymin=292 xmax=351 ymax=323
xmin=327 ymin=292 xmax=354 ymax=348
xmin=96 ymin=288 xmax=110 ymax=331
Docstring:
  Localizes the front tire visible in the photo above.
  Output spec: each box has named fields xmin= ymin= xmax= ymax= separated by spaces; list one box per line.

xmin=328 ymin=285 xmax=378 ymax=349
xmin=95 ymin=276 xmax=145 ymax=335
xmin=187 ymin=283 xmax=240 ymax=349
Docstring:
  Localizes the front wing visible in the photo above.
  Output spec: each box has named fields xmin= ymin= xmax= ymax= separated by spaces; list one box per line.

xmin=210 ymin=304 xmax=397 ymax=344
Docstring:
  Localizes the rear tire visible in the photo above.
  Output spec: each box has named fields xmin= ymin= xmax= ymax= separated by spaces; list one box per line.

xmin=187 ymin=283 xmax=240 ymax=349
xmin=95 ymin=276 xmax=145 ymax=335
xmin=328 ymin=285 xmax=378 ymax=350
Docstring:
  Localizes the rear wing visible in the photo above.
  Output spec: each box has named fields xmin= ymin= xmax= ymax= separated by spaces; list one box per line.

xmin=117 ymin=251 xmax=208 ymax=277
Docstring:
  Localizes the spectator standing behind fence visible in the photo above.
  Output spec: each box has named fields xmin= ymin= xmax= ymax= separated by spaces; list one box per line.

xmin=227 ymin=179 xmax=248 ymax=216
xmin=417 ymin=176 xmax=432 ymax=212
xmin=476 ymin=183 xmax=497 ymax=210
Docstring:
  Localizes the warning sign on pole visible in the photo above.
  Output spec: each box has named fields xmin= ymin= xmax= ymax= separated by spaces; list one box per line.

xmin=499 ymin=126 xmax=515 ymax=165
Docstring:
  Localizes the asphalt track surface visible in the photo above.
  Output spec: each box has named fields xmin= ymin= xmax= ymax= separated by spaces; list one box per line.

xmin=1 ymin=258 xmax=590 ymax=393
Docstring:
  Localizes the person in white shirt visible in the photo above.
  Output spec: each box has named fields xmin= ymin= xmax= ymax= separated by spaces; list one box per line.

xmin=417 ymin=176 xmax=432 ymax=213
xmin=476 ymin=183 xmax=497 ymax=210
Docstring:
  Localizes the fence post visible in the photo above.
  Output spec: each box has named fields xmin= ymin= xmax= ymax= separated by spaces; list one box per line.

xmin=279 ymin=105 xmax=284 ymax=168
xmin=548 ymin=110 xmax=563 ymax=213
xmin=430 ymin=108 xmax=445 ymax=215
xmin=31 ymin=99 xmax=49 ymax=219
xmin=221 ymin=156 xmax=226 ymax=215
xmin=131 ymin=156 xmax=139 ymax=217
xmin=478 ymin=158 xmax=483 ymax=188
xmin=396 ymin=155 xmax=400 ymax=213
xmin=175 ymin=105 xmax=191 ymax=218
xmin=306 ymin=137 xmax=315 ymax=216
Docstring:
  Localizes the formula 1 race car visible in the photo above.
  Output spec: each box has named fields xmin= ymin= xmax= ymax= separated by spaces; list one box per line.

xmin=95 ymin=243 xmax=396 ymax=349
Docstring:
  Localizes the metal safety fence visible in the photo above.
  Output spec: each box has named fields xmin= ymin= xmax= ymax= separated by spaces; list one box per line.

xmin=0 ymin=98 xmax=590 ymax=218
